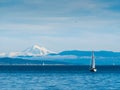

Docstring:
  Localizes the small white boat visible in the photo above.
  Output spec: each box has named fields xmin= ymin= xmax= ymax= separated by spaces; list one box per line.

xmin=42 ymin=62 xmax=45 ymax=66
xmin=90 ymin=51 xmax=97 ymax=72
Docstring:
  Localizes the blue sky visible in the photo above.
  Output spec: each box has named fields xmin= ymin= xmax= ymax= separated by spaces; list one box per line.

xmin=0 ymin=0 xmax=120 ymax=52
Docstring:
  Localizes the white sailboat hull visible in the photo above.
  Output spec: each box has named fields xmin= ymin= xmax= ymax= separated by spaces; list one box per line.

xmin=90 ymin=68 xmax=97 ymax=72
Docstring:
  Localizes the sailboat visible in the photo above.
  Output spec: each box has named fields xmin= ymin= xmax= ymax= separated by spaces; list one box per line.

xmin=42 ymin=62 xmax=45 ymax=66
xmin=90 ymin=51 xmax=97 ymax=72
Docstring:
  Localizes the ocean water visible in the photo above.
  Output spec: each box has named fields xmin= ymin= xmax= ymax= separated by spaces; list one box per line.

xmin=0 ymin=66 xmax=120 ymax=90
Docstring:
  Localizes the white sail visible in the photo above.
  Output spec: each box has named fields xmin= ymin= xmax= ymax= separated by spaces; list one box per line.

xmin=91 ymin=51 xmax=95 ymax=69
xmin=90 ymin=51 xmax=97 ymax=72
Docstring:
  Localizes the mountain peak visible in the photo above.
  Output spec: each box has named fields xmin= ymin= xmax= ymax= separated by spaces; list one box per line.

xmin=22 ymin=44 xmax=55 ymax=56
xmin=32 ymin=45 xmax=47 ymax=51
xmin=32 ymin=45 xmax=41 ymax=49
xmin=0 ymin=45 xmax=55 ymax=57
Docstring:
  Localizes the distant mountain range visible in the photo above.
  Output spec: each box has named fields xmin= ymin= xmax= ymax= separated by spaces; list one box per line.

xmin=58 ymin=50 xmax=120 ymax=57
xmin=0 ymin=45 xmax=120 ymax=65
xmin=0 ymin=45 xmax=120 ymax=58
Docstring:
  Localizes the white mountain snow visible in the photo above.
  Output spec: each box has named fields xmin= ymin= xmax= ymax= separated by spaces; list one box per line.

xmin=0 ymin=45 xmax=55 ymax=57
xmin=22 ymin=45 xmax=55 ymax=56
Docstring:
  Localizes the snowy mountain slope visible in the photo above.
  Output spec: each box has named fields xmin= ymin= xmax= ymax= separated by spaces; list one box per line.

xmin=22 ymin=45 xmax=55 ymax=56
xmin=0 ymin=45 xmax=55 ymax=57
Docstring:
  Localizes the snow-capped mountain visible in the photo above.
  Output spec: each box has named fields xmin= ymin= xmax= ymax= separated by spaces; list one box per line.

xmin=0 ymin=45 xmax=55 ymax=57
xmin=22 ymin=45 xmax=55 ymax=56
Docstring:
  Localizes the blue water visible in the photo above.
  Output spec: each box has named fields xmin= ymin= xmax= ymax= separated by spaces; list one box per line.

xmin=0 ymin=66 xmax=120 ymax=90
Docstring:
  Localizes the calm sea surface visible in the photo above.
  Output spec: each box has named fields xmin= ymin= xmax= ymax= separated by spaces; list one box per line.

xmin=0 ymin=65 xmax=120 ymax=90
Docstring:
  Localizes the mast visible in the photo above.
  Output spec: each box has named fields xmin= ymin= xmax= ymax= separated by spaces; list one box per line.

xmin=91 ymin=51 xmax=95 ymax=69
xmin=90 ymin=51 xmax=97 ymax=72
